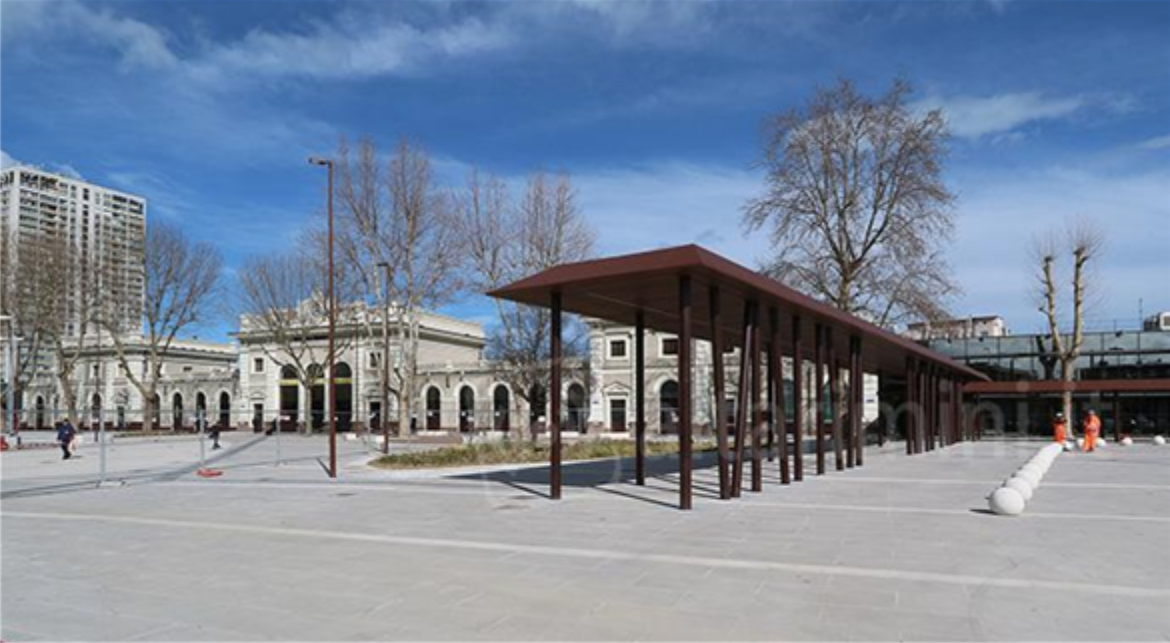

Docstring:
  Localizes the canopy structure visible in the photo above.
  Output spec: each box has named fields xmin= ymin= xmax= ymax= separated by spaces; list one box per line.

xmin=490 ymin=244 xmax=986 ymax=510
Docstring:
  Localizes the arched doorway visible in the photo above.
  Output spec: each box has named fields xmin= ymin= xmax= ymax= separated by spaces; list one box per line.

xmin=279 ymin=365 xmax=299 ymax=431
xmin=35 ymin=396 xmax=46 ymax=430
xmin=529 ymin=384 xmax=546 ymax=429
xmin=172 ymin=393 xmax=184 ymax=430
xmin=567 ymin=383 xmax=587 ymax=432
xmin=333 ymin=362 xmax=353 ymax=431
xmin=425 ymin=387 xmax=441 ymax=430
xmin=659 ymin=380 xmax=680 ymax=434
xmin=493 ymin=385 xmax=510 ymax=431
xmin=459 ymin=386 xmax=475 ymax=432
xmin=308 ymin=364 xmax=325 ymax=430
xmin=195 ymin=392 xmax=207 ymax=430
xmin=218 ymin=392 xmax=231 ymax=428
xmin=91 ymin=394 xmax=103 ymax=430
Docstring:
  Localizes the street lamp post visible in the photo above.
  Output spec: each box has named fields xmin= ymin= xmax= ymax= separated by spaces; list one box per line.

xmin=376 ymin=261 xmax=392 ymax=454
xmin=309 ymin=156 xmax=338 ymax=479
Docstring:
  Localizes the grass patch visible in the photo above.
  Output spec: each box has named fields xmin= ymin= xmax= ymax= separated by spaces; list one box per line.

xmin=371 ymin=438 xmax=712 ymax=470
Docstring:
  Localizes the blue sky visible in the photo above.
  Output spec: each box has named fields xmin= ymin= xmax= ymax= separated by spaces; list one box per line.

xmin=2 ymin=0 xmax=1168 ymax=340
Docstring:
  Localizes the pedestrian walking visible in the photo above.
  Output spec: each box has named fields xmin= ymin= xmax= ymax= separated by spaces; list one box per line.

xmin=56 ymin=420 xmax=76 ymax=460
xmin=210 ymin=421 xmax=222 ymax=450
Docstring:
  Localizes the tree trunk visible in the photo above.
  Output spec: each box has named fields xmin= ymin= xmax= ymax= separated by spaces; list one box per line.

xmin=1060 ymin=360 xmax=1075 ymax=438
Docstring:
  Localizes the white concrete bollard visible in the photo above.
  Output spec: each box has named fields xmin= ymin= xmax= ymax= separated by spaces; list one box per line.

xmin=1076 ymin=437 xmax=1085 ymax=449
xmin=1154 ymin=436 xmax=1166 ymax=446
xmin=1005 ymin=477 xmax=1034 ymax=501
xmin=1121 ymin=436 xmax=1134 ymax=446
xmin=1015 ymin=469 xmax=1041 ymax=489
xmin=989 ymin=487 xmax=1026 ymax=516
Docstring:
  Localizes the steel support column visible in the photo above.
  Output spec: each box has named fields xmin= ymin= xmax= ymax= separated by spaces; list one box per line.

xmin=770 ymin=308 xmax=790 ymax=484
xmin=751 ymin=303 xmax=763 ymax=493
xmin=731 ymin=301 xmax=755 ymax=498
xmin=906 ymin=358 xmax=917 ymax=455
xmin=635 ymin=310 xmax=646 ymax=486
xmin=851 ymin=336 xmax=864 ymax=467
xmin=710 ymin=288 xmax=730 ymax=499
xmin=550 ymin=291 xmax=563 ymax=500
xmin=792 ymin=315 xmax=804 ymax=482
xmin=830 ymin=338 xmax=844 ymax=472
xmin=815 ymin=324 xmax=826 ymax=475
xmin=678 ymin=275 xmax=693 ymax=511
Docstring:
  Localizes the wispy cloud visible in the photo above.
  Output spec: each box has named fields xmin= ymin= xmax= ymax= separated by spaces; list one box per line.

xmin=0 ymin=149 xmax=17 ymax=169
xmin=916 ymin=92 xmax=1085 ymax=139
xmin=1137 ymin=134 xmax=1170 ymax=151
xmin=2 ymin=0 xmax=178 ymax=71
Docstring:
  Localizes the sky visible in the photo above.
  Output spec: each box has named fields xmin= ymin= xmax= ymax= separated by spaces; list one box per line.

xmin=2 ymin=0 xmax=1168 ymax=341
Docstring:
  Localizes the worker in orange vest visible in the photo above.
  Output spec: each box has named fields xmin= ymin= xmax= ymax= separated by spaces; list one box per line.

xmin=1052 ymin=412 xmax=1068 ymax=444
xmin=1083 ymin=409 xmax=1101 ymax=452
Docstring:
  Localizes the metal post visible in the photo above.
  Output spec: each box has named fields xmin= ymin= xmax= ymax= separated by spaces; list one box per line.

xmin=906 ymin=358 xmax=916 ymax=455
xmin=731 ymin=301 xmax=754 ymax=498
xmin=769 ymin=308 xmax=789 ymax=484
xmin=845 ymin=337 xmax=855 ymax=469
xmin=852 ymin=337 xmax=864 ymax=467
xmin=750 ymin=302 xmax=762 ymax=493
xmin=550 ymin=291 xmax=563 ymax=500
xmin=309 ymin=156 xmax=338 ymax=479
xmin=1112 ymin=391 xmax=1121 ymax=443
xmin=635 ymin=310 xmax=646 ymax=487
xmin=709 ymin=289 xmax=730 ymax=499
xmin=678 ymin=274 xmax=693 ymax=511
xmin=378 ymin=262 xmax=392 ymax=453
xmin=814 ymin=323 xmax=825 ymax=475
xmin=830 ymin=338 xmax=843 ymax=472
xmin=791 ymin=315 xmax=804 ymax=482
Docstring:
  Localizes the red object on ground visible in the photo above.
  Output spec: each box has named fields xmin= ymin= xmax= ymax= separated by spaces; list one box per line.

xmin=1 ymin=436 xmax=8 ymax=451
xmin=196 ymin=468 xmax=223 ymax=478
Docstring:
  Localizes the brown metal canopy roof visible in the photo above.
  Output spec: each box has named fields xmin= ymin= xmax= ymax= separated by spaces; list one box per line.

xmin=489 ymin=244 xmax=987 ymax=381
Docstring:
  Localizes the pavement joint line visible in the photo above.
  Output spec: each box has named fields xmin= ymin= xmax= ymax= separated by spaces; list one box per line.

xmin=734 ymin=500 xmax=1170 ymax=523
xmin=791 ymin=476 xmax=1170 ymax=491
xmin=6 ymin=509 xmax=1169 ymax=600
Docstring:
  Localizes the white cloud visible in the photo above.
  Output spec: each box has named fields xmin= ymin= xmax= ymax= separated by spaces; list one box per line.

xmin=187 ymin=16 xmax=513 ymax=84
xmin=2 ymin=0 xmax=177 ymax=71
xmin=1137 ymin=135 xmax=1170 ymax=151
xmin=950 ymin=163 xmax=1170 ymax=331
xmin=571 ymin=161 xmax=767 ymax=262
xmin=0 ymin=149 xmax=17 ymax=169
xmin=916 ymin=92 xmax=1085 ymax=139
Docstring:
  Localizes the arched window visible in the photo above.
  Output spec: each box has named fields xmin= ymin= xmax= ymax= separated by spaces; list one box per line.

xmin=219 ymin=392 xmax=231 ymax=428
xmin=529 ymin=384 xmax=547 ymax=427
xmin=333 ymin=362 xmax=353 ymax=431
xmin=308 ymin=364 xmax=325 ymax=429
xmin=35 ymin=396 xmax=46 ymax=430
xmin=195 ymin=392 xmax=207 ymax=428
xmin=425 ymin=387 xmax=442 ymax=430
xmin=279 ymin=365 xmax=299 ymax=430
xmin=459 ymin=386 xmax=475 ymax=432
xmin=172 ymin=393 xmax=184 ymax=430
xmin=659 ymin=380 xmax=680 ymax=434
xmin=567 ymin=383 xmax=587 ymax=432
xmin=493 ymin=385 xmax=510 ymax=431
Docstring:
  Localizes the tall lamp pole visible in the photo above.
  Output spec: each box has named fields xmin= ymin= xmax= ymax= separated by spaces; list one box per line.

xmin=309 ymin=156 xmax=338 ymax=479
xmin=376 ymin=261 xmax=392 ymax=454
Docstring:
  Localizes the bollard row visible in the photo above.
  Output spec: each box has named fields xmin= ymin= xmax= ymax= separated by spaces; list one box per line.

xmin=988 ymin=442 xmax=1063 ymax=517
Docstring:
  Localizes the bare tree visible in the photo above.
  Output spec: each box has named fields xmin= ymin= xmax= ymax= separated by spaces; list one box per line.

xmin=237 ymin=247 xmax=358 ymax=430
xmin=458 ymin=170 xmax=596 ymax=434
xmin=0 ymin=230 xmax=77 ymax=426
xmin=332 ymin=136 xmax=463 ymax=434
xmin=744 ymin=78 xmax=958 ymax=328
xmin=1032 ymin=218 xmax=1106 ymax=432
xmin=100 ymin=221 xmax=222 ymax=430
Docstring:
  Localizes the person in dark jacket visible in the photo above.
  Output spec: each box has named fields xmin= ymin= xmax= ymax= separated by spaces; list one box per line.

xmin=56 ymin=421 xmax=76 ymax=460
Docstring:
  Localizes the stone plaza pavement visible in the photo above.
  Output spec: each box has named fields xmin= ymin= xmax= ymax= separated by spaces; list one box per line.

xmin=2 ymin=437 xmax=1168 ymax=641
